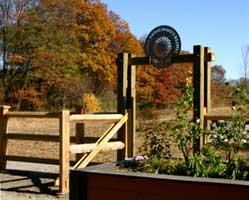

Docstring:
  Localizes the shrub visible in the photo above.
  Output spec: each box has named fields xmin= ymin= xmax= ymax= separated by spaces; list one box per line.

xmin=81 ymin=93 xmax=100 ymax=113
xmin=121 ymin=83 xmax=249 ymax=180
xmin=139 ymin=121 xmax=172 ymax=159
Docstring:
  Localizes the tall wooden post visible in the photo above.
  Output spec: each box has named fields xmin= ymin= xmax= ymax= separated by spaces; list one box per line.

xmin=127 ymin=54 xmax=136 ymax=157
xmin=204 ymin=48 xmax=212 ymax=113
xmin=193 ymin=45 xmax=205 ymax=154
xmin=0 ymin=105 xmax=10 ymax=170
xmin=172 ymin=46 xmax=214 ymax=153
xmin=117 ymin=53 xmax=128 ymax=160
xmin=59 ymin=110 xmax=70 ymax=193
xmin=116 ymin=54 xmax=151 ymax=159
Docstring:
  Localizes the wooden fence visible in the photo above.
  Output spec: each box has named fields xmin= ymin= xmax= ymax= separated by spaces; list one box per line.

xmin=0 ymin=52 xmax=139 ymax=194
xmin=0 ymin=105 xmax=129 ymax=194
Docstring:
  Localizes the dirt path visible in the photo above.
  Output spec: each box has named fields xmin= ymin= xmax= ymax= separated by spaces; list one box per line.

xmin=0 ymin=161 xmax=68 ymax=200
xmin=0 ymin=117 xmax=126 ymax=200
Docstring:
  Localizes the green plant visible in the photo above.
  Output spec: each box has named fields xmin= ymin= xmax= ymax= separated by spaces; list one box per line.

xmin=201 ymin=146 xmax=227 ymax=178
xmin=209 ymin=113 xmax=249 ymax=163
xmin=120 ymin=82 xmax=249 ymax=181
xmin=230 ymin=157 xmax=249 ymax=180
xmin=208 ymin=83 xmax=249 ymax=177
xmin=139 ymin=121 xmax=172 ymax=159
xmin=169 ymin=85 xmax=203 ymax=165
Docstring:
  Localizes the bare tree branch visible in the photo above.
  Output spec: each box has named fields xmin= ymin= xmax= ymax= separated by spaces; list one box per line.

xmin=241 ymin=45 xmax=249 ymax=80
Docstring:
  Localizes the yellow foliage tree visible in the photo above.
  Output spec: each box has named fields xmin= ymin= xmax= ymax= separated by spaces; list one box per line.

xmin=81 ymin=93 xmax=100 ymax=113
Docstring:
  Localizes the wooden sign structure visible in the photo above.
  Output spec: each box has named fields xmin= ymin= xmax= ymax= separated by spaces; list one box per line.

xmin=144 ymin=25 xmax=181 ymax=68
xmin=116 ymin=45 xmax=215 ymax=157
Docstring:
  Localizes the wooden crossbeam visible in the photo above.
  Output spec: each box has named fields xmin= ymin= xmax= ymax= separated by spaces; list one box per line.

xmin=128 ymin=56 xmax=151 ymax=65
xmin=72 ymin=113 xmax=128 ymax=170
xmin=172 ymin=52 xmax=215 ymax=63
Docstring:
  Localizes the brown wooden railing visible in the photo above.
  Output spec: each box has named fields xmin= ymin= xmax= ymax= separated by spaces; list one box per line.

xmin=0 ymin=105 xmax=129 ymax=194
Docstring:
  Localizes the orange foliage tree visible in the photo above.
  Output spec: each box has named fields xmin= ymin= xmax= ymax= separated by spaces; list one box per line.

xmin=0 ymin=0 xmax=196 ymax=110
xmin=211 ymin=65 xmax=232 ymax=107
xmin=136 ymin=50 xmax=192 ymax=108
xmin=153 ymin=62 xmax=192 ymax=106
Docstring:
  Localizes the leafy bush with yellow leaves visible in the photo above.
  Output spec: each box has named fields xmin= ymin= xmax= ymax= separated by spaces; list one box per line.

xmin=81 ymin=93 xmax=100 ymax=113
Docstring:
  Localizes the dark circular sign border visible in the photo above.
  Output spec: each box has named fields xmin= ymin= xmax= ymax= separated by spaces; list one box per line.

xmin=144 ymin=25 xmax=181 ymax=68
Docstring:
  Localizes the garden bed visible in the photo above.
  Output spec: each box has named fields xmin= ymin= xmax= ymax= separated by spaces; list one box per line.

xmin=70 ymin=162 xmax=249 ymax=200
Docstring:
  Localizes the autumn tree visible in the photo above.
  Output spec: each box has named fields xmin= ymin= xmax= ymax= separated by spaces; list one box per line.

xmin=212 ymin=65 xmax=226 ymax=83
xmin=211 ymin=65 xmax=231 ymax=107
xmin=0 ymin=0 xmax=37 ymax=99
xmin=136 ymin=65 xmax=158 ymax=107
xmin=76 ymin=0 xmax=116 ymax=96
xmin=136 ymin=49 xmax=192 ymax=107
xmin=0 ymin=0 xmax=83 ymax=110
xmin=0 ymin=0 xmax=201 ymax=111
xmin=105 ymin=10 xmax=144 ymax=93
xmin=0 ymin=0 xmax=145 ymax=110
xmin=153 ymin=62 xmax=192 ymax=106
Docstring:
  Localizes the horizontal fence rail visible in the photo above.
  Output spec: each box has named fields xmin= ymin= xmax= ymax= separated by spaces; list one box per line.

xmin=204 ymin=113 xmax=231 ymax=121
xmin=6 ymin=133 xmax=117 ymax=143
xmin=7 ymin=133 xmax=60 ymax=142
xmin=5 ymin=111 xmax=60 ymax=118
xmin=204 ymin=113 xmax=249 ymax=121
xmin=69 ymin=113 xmax=124 ymax=123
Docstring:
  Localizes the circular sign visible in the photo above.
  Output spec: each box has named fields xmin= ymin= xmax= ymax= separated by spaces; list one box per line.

xmin=144 ymin=25 xmax=181 ymax=68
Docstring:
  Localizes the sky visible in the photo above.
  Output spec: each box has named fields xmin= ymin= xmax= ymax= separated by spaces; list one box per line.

xmin=101 ymin=0 xmax=249 ymax=80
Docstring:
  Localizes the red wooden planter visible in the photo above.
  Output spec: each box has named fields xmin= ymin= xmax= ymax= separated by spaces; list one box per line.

xmin=70 ymin=163 xmax=249 ymax=200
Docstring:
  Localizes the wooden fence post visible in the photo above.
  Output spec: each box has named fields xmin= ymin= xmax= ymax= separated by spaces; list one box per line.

xmin=193 ymin=45 xmax=205 ymax=154
xmin=117 ymin=52 xmax=128 ymax=160
xmin=127 ymin=54 xmax=136 ymax=157
xmin=0 ymin=105 xmax=10 ymax=170
xmin=59 ymin=110 xmax=70 ymax=193
xmin=204 ymin=48 xmax=212 ymax=113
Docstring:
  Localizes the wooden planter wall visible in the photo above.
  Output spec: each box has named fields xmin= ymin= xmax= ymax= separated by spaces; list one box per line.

xmin=70 ymin=163 xmax=249 ymax=200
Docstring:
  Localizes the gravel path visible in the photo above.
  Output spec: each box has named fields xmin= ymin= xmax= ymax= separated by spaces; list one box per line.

xmin=0 ymin=161 xmax=68 ymax=200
